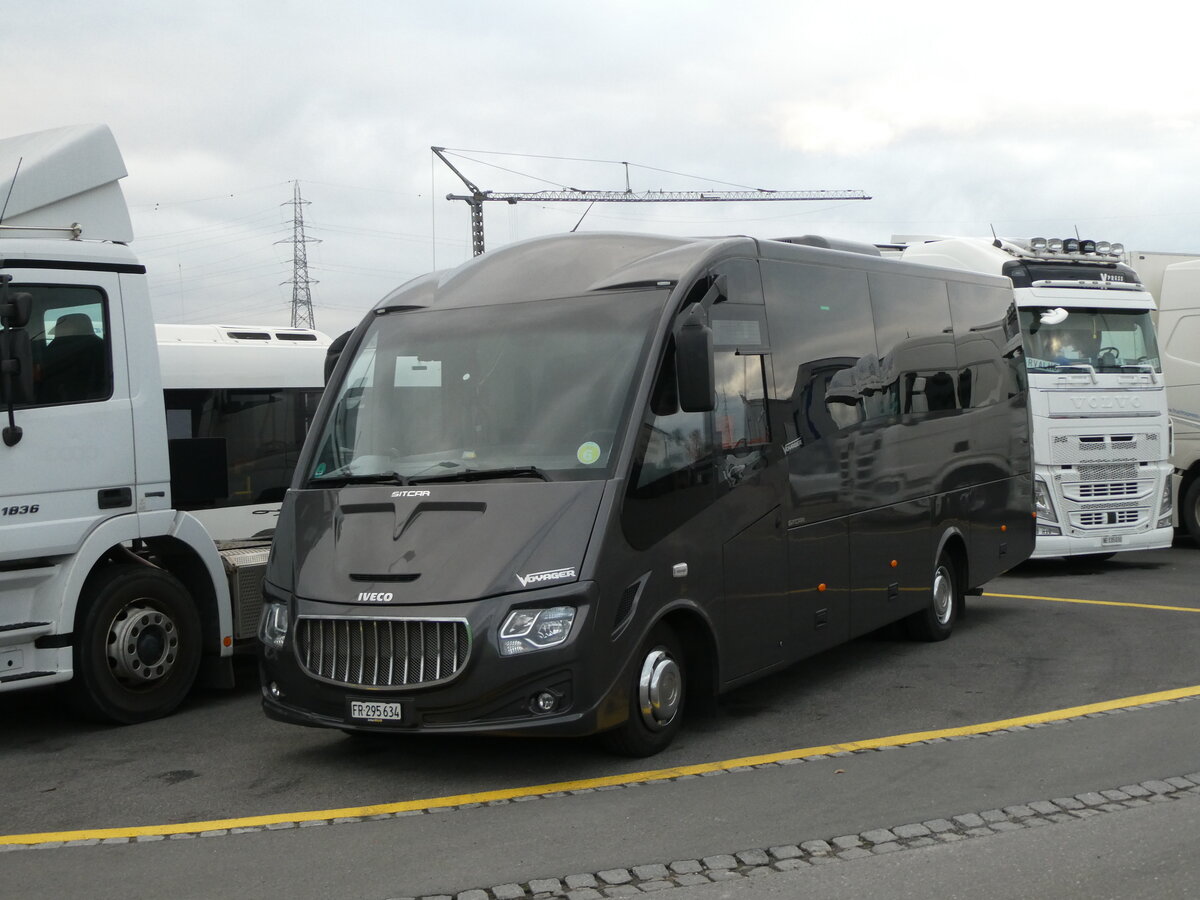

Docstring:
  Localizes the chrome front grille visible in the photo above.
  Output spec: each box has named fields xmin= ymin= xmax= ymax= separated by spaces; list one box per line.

xmin=295 ymin=617 xmax=470 ymax=687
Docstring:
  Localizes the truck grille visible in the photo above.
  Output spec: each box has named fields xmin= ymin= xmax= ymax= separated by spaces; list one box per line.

xmin=1076 ymin=482 xmax=1139 ymax=499
xmin=295 ymin=617 xmax=470 ymax=687
xmin=1075 ymin=509 xmax=1143 ymax=528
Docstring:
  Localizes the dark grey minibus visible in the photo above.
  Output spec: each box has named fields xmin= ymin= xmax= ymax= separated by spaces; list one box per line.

xmin=258 ymin=232 xmax=1034 ymax=755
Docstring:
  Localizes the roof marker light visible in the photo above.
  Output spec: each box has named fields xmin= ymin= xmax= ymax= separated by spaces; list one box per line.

xmin=1063 ymin=238 xmax=1080 ymax=253
xmin=1080 ymin=240 xmax=1096 ymax=254
xmin=1048 ymin=238 xmax=1064 ymax=252
xmin=1030 ymin=237 xmax=1047 ymax=251
xmin=1110 ymin=242 xmax=1125 ymax=257
xmin=1096 ymin=241 xmax=1111 ymax=255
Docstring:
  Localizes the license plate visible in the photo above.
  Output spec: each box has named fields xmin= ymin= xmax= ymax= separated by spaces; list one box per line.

xmin=347 ymin=699 xmax=404 ymax=723
xmin=1102 ymin=535 xmax=1124 ymax=545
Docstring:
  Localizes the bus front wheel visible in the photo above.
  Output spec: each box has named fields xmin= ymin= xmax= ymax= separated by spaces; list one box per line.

xmin=601 ymin=625 xmax=685 ymax=757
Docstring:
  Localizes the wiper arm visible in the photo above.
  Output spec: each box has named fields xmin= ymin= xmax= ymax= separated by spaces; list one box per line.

xmin=308 ymin=470 xmax=407 ymax=487
xmin=409 ymin=466 xmax=550 ymax=485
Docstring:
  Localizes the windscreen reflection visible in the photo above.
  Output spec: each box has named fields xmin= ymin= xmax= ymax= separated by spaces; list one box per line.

xmin=310 ymin=291 xmax=666 ymax=484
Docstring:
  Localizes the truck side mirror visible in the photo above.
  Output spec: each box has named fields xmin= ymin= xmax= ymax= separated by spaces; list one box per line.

xmin=0 ymin=328 xmax=32 ymax=446
xmin=0 ymin=329 xmax=33 ymax=402
xmin=0 ymin=291 xmax=32 ymax=329
xmin=676 ymin=307 xmax=715 ymax=413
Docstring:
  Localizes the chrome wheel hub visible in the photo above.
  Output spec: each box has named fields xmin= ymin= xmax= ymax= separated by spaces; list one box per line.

xmin=107 ymin=604 xmax=179 ymax=684
xmin=931 ymin=565 xmax=954 ymax=626
xmin=637 ymin=649 xmax=681 ymax=731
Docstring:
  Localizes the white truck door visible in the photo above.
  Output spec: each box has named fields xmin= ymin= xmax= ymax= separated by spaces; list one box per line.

xmin=0 ymin=266 xmax=139 ymax=561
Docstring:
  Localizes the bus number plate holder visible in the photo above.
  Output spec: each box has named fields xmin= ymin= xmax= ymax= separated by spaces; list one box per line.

xmin=347 ymin=699 xmax=404 ymax=724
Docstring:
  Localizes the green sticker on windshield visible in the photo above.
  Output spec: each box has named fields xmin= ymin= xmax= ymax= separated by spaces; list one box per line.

xmin=577 ymin=441 xmax=601 ymax=465
xmin=315 ymin=463 xmax=327 ymax=476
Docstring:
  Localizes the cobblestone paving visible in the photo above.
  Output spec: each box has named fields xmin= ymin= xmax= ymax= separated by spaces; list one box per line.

xmin=399 ymin=772 xmax=1200 ymax=899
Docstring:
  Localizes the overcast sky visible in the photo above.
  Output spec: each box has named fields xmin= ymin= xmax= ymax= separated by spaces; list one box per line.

xmin=9 ymin=1 xmax=1200 ymax=336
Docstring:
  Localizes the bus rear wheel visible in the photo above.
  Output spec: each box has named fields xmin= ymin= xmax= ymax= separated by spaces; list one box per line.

xmin=69 ymin=565 xmax=202 ymax=724
xmin=601 ymin=625 xmax=685 ymax=757
xmin=904 ymin=551 xmax=960 ymax=642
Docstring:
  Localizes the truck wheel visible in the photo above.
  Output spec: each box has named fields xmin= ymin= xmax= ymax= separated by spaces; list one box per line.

xmin=601 ymin=625 xmax=685 ymax=757
xmin=70 ymin=565 xmax=202 ymax=724
xmin=1183 ymin=479 xmax=1200 ymax=544
xmin=904 ymin=551 xmax=960 ymax=642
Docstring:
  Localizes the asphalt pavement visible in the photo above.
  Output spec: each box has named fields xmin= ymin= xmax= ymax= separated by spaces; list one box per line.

xmin=4 ymin=686 xmax=1200 ymax=899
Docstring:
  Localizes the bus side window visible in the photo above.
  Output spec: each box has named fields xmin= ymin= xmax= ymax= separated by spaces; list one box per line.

xmin=714 ymin=350 xmax=769 ymax=486
xmin=623 ymin=342 xmax=716 ymax=550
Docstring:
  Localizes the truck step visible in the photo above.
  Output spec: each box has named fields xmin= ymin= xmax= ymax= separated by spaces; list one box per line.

xmin=0 ymin=670 xmax=56 ymax=684
xmin=0 ymin=621 xmax=52 ymax=633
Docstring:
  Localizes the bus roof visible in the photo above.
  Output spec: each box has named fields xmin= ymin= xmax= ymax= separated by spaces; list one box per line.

xmin=156 ymin=324 xmax=331 ymax=390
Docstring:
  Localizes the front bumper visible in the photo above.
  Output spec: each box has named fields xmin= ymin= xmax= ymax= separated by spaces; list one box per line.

xmin=1032 ymin=524 xmax=1173 ymax=558
xmin=257 ymin=580 xmax=630 ymax=737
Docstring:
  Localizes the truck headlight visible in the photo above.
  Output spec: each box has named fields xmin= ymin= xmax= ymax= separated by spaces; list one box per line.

xmin=1158 ymin=478 xmax=1174 ymax=528
xmin=499 ymin=606 xmax=575 ymax=657
xmin=258 ymin=600 xmax=290 ymax=650
xmin=1034 ymin=479 xmax=1057 ymax=523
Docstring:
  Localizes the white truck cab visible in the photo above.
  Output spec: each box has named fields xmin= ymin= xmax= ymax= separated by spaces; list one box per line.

xmin=0 ymin=124 xmax=329 ymax=721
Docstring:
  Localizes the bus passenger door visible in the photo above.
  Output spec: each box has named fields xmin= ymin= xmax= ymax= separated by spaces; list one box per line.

xmin=781 ymin=360 xmax=856 ymax=658
xmin=713 ymin=343 xmax=790 ymax=681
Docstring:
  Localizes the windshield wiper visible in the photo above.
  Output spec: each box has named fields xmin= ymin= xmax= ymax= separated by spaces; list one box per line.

xmin=409 ymin=466 xmax=550 ymax=485
xmin=308 ymin=470 xmax=407 ymax=487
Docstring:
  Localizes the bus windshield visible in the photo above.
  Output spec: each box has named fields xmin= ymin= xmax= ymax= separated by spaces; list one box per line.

xmin=1019 ymin=306 xmax=1161 ymax=374
xmin=308 ymin=290 xmax=667 ymax=484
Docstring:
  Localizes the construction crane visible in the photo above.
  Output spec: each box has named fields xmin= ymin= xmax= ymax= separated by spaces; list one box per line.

xmin=432 ymin=146 xmax=871 ymax=256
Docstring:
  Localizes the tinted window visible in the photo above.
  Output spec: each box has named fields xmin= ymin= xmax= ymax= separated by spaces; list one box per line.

xmin=867 ymin=271 xmax=957 ymax=421
xmin=624 ymin=340 xmax=716 ymax=550
xmin=19 ymin=285 xmax=112 ymax=407
xmin=308 ymin=291 xmax=663 ymax=483
xmin=948 ymin=282 xmax=1022 ymax=407
xmin=166 ymin=387 xmax=324 ymax=507
xmin=760 ymin=261 xmax=875 ymax=404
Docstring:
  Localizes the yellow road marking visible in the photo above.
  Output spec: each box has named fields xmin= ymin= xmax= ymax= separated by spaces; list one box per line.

xmin=985 ymin=592 xmax=1200 ymax=613
xmin=5 ymin=684 xmax=1200 ymax=847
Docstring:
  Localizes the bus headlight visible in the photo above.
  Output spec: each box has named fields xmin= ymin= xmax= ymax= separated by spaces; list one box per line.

xmin=1034 ymin=479 xmax=1057 ymax=524
xmin=259 ymin=600 xmax=290 ymax=650
xmin=499 ymin=606 xmax=575 ymax=656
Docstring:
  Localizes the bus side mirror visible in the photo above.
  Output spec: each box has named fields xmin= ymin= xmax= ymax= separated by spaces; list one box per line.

xmin=324 ymin=330 xmax=351 ymax=384
xmin=676 ymin=309 xmax=715 ymax=413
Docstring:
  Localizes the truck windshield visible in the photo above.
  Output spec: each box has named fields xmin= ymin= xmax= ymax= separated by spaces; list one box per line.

xmin=1019 ymin=307 xmax=1161 ymax=374
xmin=308 ymin=290 xmax=666 ymax=484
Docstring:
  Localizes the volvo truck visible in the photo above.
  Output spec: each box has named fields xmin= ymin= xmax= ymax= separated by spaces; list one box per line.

xmin=258 ymin=230 xmax=1034 ymax=755
xmin=0 ymin=124 xmax=330 ymax=722
xmin=898 ymin=237 xmax=1172 ymax=559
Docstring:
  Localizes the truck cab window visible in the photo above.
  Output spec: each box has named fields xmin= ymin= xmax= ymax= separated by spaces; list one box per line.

xmin=21 ymin=286 xmax=112 ymax=406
